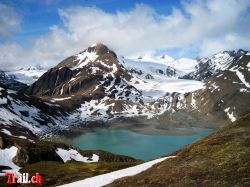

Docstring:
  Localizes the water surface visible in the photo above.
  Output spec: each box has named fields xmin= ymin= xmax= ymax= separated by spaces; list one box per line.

xmin=73 ymin=128 xmax=212 ymax=160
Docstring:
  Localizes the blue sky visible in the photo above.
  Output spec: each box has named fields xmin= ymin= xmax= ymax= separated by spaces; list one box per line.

xmin=2 ymin=0 xmax=180 ymax=45
xmin=0 ymin=0 xmax=250 ymax=69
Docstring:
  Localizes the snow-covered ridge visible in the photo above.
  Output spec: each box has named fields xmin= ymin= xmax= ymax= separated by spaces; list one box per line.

xmin=58 ymin=156 xmax=176 ymax=187
xmin=127 ymin=55 xmax=197 ymax=75
xmin=133 ymin=53 xmax=175 ymax=64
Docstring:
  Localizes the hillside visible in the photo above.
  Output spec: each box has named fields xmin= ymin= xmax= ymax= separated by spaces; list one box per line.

xmin=0 ymin=126 xmax=140 ymax=186
xmin=108 ymin=113 xmax=250 ymax=187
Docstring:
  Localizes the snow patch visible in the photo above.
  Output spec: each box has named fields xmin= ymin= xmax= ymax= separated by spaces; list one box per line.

xmin=240 ymin=88 xmax=250 ymax=93
xmin=58 ymin=156 xmax=176 ymax=187
xmin=1 ymin=129 xmax=27 ymax=139
xmin=56 ymin=148 xmax=99 ymax=163
xmin=235 ymin=70 xmax=250 ymax=88
xmin=51 ymin=97 xmax=72 ymax=102
xmin=224 ymin=107 xmax=236 ymax=122
xmin=0 ymin=146 xmax=20 ymax=176
xmin=0 ymin=98 xmax=7 ymax=104
xmin=73 ymin=51 xmax=98 ymax=69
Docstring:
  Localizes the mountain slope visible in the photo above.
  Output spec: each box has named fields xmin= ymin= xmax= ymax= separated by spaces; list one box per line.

xmin=20 ymin=44 xmax=250 ymax=126
xmin=182 ymin=50 xmax=248 ymax=80
xmin=108 ymin=113 xmax=250 ymax=187
xmin=0 ymin=71 xmax=27 ymax=91
xmin=23 ymin=43 xmax=205 ymax=123
xmin=189 ymin=51 xmax=250 ymax=123
xmin=0 ymin=83 xmax=68 ymax=135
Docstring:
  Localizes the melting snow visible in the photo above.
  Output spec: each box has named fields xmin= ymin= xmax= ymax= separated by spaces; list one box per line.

xmin=224 ymin=107 xmax=236 ymax=122
xmin=56 ymin=148 xmax=99 ymax=163
xmin=51 ymin=97 xmax=72 ymax=102
xmin=235 ymin=70 xmax=250 ymax=88
xmin=1 ymin=129 xmax=27 ymax=139
xmin=0 ymin=146 xmax=20 ymax=176
xmin=0 ymin=98 xmax=7 ymax=104
xmin=230 ymin=66 xmax=250 ymax=88
xmin=73 ymin=51 xmax=98 ymax=69
xmin=58 ymin=156 xmax=176 ymax=187
xmin=240 ymin=88 xmax=250 ymax=93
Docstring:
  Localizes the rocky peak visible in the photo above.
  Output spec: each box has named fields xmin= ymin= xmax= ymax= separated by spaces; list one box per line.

xmin=87 ymin=43 xmax=116 ymax=56
xmin=24 ymin=43 xmax=136 ymax=109
xmin=182 ymin=49 xmax=249 ymax=81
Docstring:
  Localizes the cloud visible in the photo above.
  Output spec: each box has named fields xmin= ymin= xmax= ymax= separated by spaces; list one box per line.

xmin=0 ymin=0 xmax=250 ymax=70
xmin=0 ymin=3 xmax=21 ymax=38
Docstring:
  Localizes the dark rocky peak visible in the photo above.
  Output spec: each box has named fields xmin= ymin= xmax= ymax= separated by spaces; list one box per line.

xmin=57 ymin=43 xmax=118 ymax=69
xmin=81 ymin=43 xmax=117 ymax=58
xmin=236 ymin=49 xmax=248 ymax=56
xmin=24 ymin=43 xmax=133 ymax=100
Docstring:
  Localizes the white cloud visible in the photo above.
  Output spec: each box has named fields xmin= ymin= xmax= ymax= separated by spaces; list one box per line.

xmin=0 ymin=0 xmax=250 ymax=70
xmin=0 ymin=3 xmax=21 ymax=38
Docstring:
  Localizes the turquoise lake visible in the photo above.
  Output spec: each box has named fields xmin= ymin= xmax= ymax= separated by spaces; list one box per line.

xmin=73 ymin=128 xmax=213 ymax=161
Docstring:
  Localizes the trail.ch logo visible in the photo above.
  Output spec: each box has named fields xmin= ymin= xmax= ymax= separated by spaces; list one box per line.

xmin=5 ymin=172 xmax=42 ymax=184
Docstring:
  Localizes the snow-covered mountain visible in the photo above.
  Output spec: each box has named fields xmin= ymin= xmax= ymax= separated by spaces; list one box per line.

xmin=0 ymin=83 xmax=68 ymax=135
xmin=6 ymin=65 xmax=47 ymax=85
xmin=130 ymin=54 xmax=197 ymax=75
xmin=0 ymin=43 xmax=249 ymax=135
xmin=134 ymin=53 xmax=174 ymax=64
xmin=0 ymin=71 xmax=27 ymax=91
xmin=182 ymin=50 xmax=248 ymax=80
xmin=22 ymin=43 xmax=204 ymax=123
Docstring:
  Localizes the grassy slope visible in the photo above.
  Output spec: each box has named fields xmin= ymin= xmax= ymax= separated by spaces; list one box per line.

xmin=108 ymin=113 xmax=250 ymax=187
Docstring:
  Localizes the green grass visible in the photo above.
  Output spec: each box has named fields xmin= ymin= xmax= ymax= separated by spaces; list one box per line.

xmin=0 ymin=161 xmax=141 ymax=187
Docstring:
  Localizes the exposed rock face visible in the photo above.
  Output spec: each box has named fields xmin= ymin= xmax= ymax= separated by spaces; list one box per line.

xmin=24 ymin=43 xmax=133 ymax=97
xmin=13 ymin=148 xmax=29 ymax=166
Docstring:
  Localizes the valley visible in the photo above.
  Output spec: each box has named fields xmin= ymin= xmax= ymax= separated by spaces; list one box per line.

xmin=0 ymin=43 xmax=249 ymax=186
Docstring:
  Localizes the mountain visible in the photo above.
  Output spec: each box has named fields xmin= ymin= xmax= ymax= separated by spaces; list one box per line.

xmin=0 ymin=83 xmax=68 ymax=135
xmin=21 ymin=44 xmax=249 ymax=127
xmin=135 ymin=53 xmax=175 ymax=64
xmin=0 ymin=43 xmax=249 ymax=135
xmin=0 ymin=44 xmax=249 ymax=186
xmin=6 ymin=65 xmax=47 ymax=85
xmin=108 ymin=113 xmax=250 ymax=187
xmin=180 ymin=50 xmax=250 ymax=123
xmin=23 ymin=43 xmax=205 ymax=123
xmin=182 ymin=49 xmax=248 ymax=80
xmin=0 ymin=71 xmax=27 ymax=91
xmin=131 ymin=54 xmax=197 ymax=75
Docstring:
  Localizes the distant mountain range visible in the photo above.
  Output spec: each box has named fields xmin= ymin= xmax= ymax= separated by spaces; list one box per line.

xmin=0 ymin=43 xmax=249 ymax=136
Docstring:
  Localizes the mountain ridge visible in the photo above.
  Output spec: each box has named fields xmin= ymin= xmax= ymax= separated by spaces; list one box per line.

xmin=0 ymin=43 xmax=249 ymax=135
